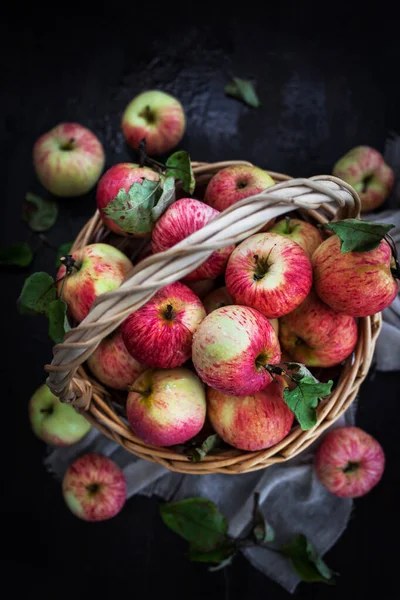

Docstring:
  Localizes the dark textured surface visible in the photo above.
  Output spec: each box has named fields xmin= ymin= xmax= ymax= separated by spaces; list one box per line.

xmin=2 ymin=7 xmax=400 ymax=599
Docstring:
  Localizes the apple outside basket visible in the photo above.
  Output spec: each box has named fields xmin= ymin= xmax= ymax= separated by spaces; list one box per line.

xmin=45 ymin=161 xmax=382 ymax=474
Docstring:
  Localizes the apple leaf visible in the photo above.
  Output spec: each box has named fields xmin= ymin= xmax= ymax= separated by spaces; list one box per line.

xmin=279 ymin=535 xmax=336 ymax=584
xmin=185 ymin=433 xmax=223 ymax=462
xmin=189 ymin=546 xmax=236 ymax=569
xmin=103 ymin=179 xmax=161 ymax=235
xmin=224 ymin=77 xmax=262 ymax=108
xmin=252 ymin=492 xmax=275 ymax=544
xmin=0 ymin=242 xmax=33 ymax=267
xmin=284 ymin=362 xmax=319 ymax=383
xmin=48 ymin=299 xmax=70 ymax=343
xmin=18 ymin=272 xmax=56 ymax=316
xmin=23 ymin=192 xmax=58 ymax=232
xmin=283 ymin=377 xmax=333 ymax=430
xmin=151 ymin=176 xmax=176 ymax=221
xmin=160 ymin=497 xmax=228 ymax=552
xmin=165 ymin=151 xmax=195 ymax=194
xmin=325 ymin=219 xmax=395 ymax=253
xmin=56 ymin=242 xmax=73 ymax=268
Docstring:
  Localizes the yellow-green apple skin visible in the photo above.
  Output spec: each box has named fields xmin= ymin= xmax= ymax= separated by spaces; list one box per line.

xmin=268 ymin=218 xmax=323 ymax=259
xmin=33 ymin=123 xmax=105 ymax=197
xmin=333 ymin=146 xmax=394 ymax=212
xmin=312 ymin=236 xmax=398 ymax=317
xmin=121 ymin=90 xmax=185 ymax=155
xmin=126 ymin=368 xmax=206 ymax=446
xmin=29 ymin=384 xmax=91 ymax=446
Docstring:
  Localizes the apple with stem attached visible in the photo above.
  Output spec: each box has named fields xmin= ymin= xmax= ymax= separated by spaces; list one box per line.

xmin=333 ymin=146 xmax=394 ymax=213
xmin=315 ymin=426 xmax=385 ymax=498
xmin=121 ymin=282 xmax=206 ymax=369
xmin=122 ymin=90 xmax=186 ymax=155
xmin=192 ymin=305 xmax=281 ymax=396
xmin=56 ymin=243 xmax=133 ymax=323
xmin=62 ymin=453 xmax=126 ymax=521
xmin=33 ymin=123 xmax=105 ymax=197
xmin=87 ymin=328 xmax=146 ymax=390
xmin=127 ymin=367 xmax=206 ymax=446
xmin=96 ymin=163 xmax=160 ymax=235
xmin=279 ymin=291 xmax=358 ymax=367
xmin=152 ymin=198 xmax=235 ymax=281
xmin=207 ymin=377 xmax=293 ymax=451
xmin=312 ymin=236 xmax=398 ymax=317
xmin=29 ymin=383 xmax=91 ymax=446
xmin=204 ymin=164 xmax=275 ymax=212
xmin=225 ymin=233 xmax=312 ymax=319
xmin=267 ymin=217 xmax=323 ymax=259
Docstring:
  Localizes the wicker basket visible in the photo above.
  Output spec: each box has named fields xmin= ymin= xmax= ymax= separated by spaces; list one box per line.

xmin=45 ymin=161 xmax=382 ymax=474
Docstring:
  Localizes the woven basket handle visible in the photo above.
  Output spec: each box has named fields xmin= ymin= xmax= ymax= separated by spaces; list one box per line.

xmin=46 ymin=173 xmax=360 ymax=408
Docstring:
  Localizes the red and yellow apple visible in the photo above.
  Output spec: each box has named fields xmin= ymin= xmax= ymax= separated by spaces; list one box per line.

xmin=268 ymin=217 xmax=323 ymax=259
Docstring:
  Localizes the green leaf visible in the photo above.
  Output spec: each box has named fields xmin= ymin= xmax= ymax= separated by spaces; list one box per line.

xmin=56 ymin=242 xmax=73 ymax=268
xmin=151 ymin=176 xmax=176 ymax=221
xmin=252 ymin=492 xmax=275 ymax=544
xmin=18 ymin=272 xmax=56 ymax=316
xmin=160 ymin=497 xmax=228 ymax=552
xmin=0 ymin=242 xmax=33 ymax=267
xmin=283 ymin=377 xmax=333 ymax=430
xmin=279 ymin=535 xmax=336 ymax=584
xmin=185 ymin=434 xmax=223 ymax=462
xmin=103 ymin=179 xmax=161 ymax=235
xmin=165 ymin=151 xmax=195 ymax=194
xmin=48 ymin=299 xmax=69 ymax=343
xmin=284 ymin=362 xmax=318 ymax=383
xmin=325 ymin=219 xmax=395 ymax=253
xmin=189 ymin=546 xmax=236 ymax=568
xmin=224 ymin=77 xmax=262 ymax=108
xmin=23 ymin=193 xmax=58 ymax=232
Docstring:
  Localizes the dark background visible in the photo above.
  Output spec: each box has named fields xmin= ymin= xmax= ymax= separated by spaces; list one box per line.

xmin=2 ymin=5 xmax=399 ymax=599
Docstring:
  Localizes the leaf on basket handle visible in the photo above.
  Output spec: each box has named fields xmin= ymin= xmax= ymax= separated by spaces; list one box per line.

xmin=279 ymin=534 xmax=337 ymax=584
xmin=325 ymin=219 xmax=395 ymax=253
xmin=185 ymin=434 xmax=223 ymax=462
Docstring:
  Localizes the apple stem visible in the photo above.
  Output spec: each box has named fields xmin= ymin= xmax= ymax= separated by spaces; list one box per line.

xmin=284 ymin=216 xmax=291 ymax=234
xmin=128 ymin=386 xmax=150 ymax=397
xmin=164 ymin=304 xmax=174 ymax=320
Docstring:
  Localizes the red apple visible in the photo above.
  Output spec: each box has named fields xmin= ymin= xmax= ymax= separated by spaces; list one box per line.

xmin=207 ymin=377 xmax=293 ymax=451
xmin=203 ymin=287 xmax=234 ymax=314
xmin=62 ymin=453 xmax=126 ymax=521
xmin=56 ymin=243 xmax=132 ymax=323
xmin=87 ymin=328 xmax=146 ymax=390
xmin=279 ymin=291 xmax=358 ymax=367
xmin=225 ymin=232 xmax=312 ymax=319
xmin=333 ymin=146 xmax=394 ymax=212
xmin=121 ymin=282 xmax=206 ymax=369
xmin=192 ymin=305 xmax=281 ymax=396
xmin=96 ymin=163 xmax=160 ymax=235
xmin=267 ymin=217 xmax=323 ymax=259
xmin=121 ymin=90 xmax=185 ymax=155
xmin=315 ymin=426 xmax=385 ymax=498
xmin=312 ymin=236 xmax=398 ymax=317
xmin=127 ymin=367 xmax=206 ymax=446
xmin=33 ymin=123 xmax=105 ymax=197
xmin=151 ymin=198 xmax=235 ymax=281
xmin=204 ymin=165 xmax=275 ymax=212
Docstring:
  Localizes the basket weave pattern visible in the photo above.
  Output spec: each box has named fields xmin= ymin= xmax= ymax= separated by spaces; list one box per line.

xmin=46 ymin=162 xmax=382 ymax=474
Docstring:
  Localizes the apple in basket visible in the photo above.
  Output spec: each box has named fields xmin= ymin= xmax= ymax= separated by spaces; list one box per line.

xmin=333 ymin=146 xmax=394 ymax=213
xmin=29 ymin=383 xmax=91 ymax=446
xmin=96 ymin=162 xmax=160 ymax=235
xmin=151 ymin=198 xmax=235 ymax=281
xmin=279 ymin=291 xmax=358 ymax=368
xmin=121 ymin=282 xmax=206 ymax=369
xmin=267 ymin=217 xmax=323 ymax=259
xmin=225 ymin=232 xmax=313 ymax=319
xmin=33 ymin=122 xmax=105 ymax=197
xmin=87 ymin=328 xmax=147 ymax=390
xmin=192 ymin=305 xmax=281 ymax=396
xmin=121 ymin=90 xmax=186 ymax=155
xmin=127 ymin=368 xmax=206 ymax=446
xmin=312 ymin=236 xmax=398 ymax=317
xmin=204 ymin=164 xmax=275 ymax=212
xmin=63 ymin=453 xmax=127 ymax=521
xmin=315 ymin=426 xmax=385 ymax=498
xmin=207 ymin=377 xmax=294 ymax=451
xmin=56 ymin=243 xmax=133 ymax=323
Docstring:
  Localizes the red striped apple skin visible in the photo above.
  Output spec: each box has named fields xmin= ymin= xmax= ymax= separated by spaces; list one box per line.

xmin=151 ymin=198 xmax=235 ymax=282
xmin=267 ymin=218 xmax=323 ymax=259
xmin=312 ymin=236 xmax=398 ymax=317
xmin=279 ymin=291 xmax=358 ymax=368
xmin=121 ymin=282 xmax=206 ymax=369
xmin=207 ymin=377 xmax=293 ymax=451
xmin=225 ymin=233 xmax=312 ymax=319
xmin=192 ymin=305 xmax=281 ymax=396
